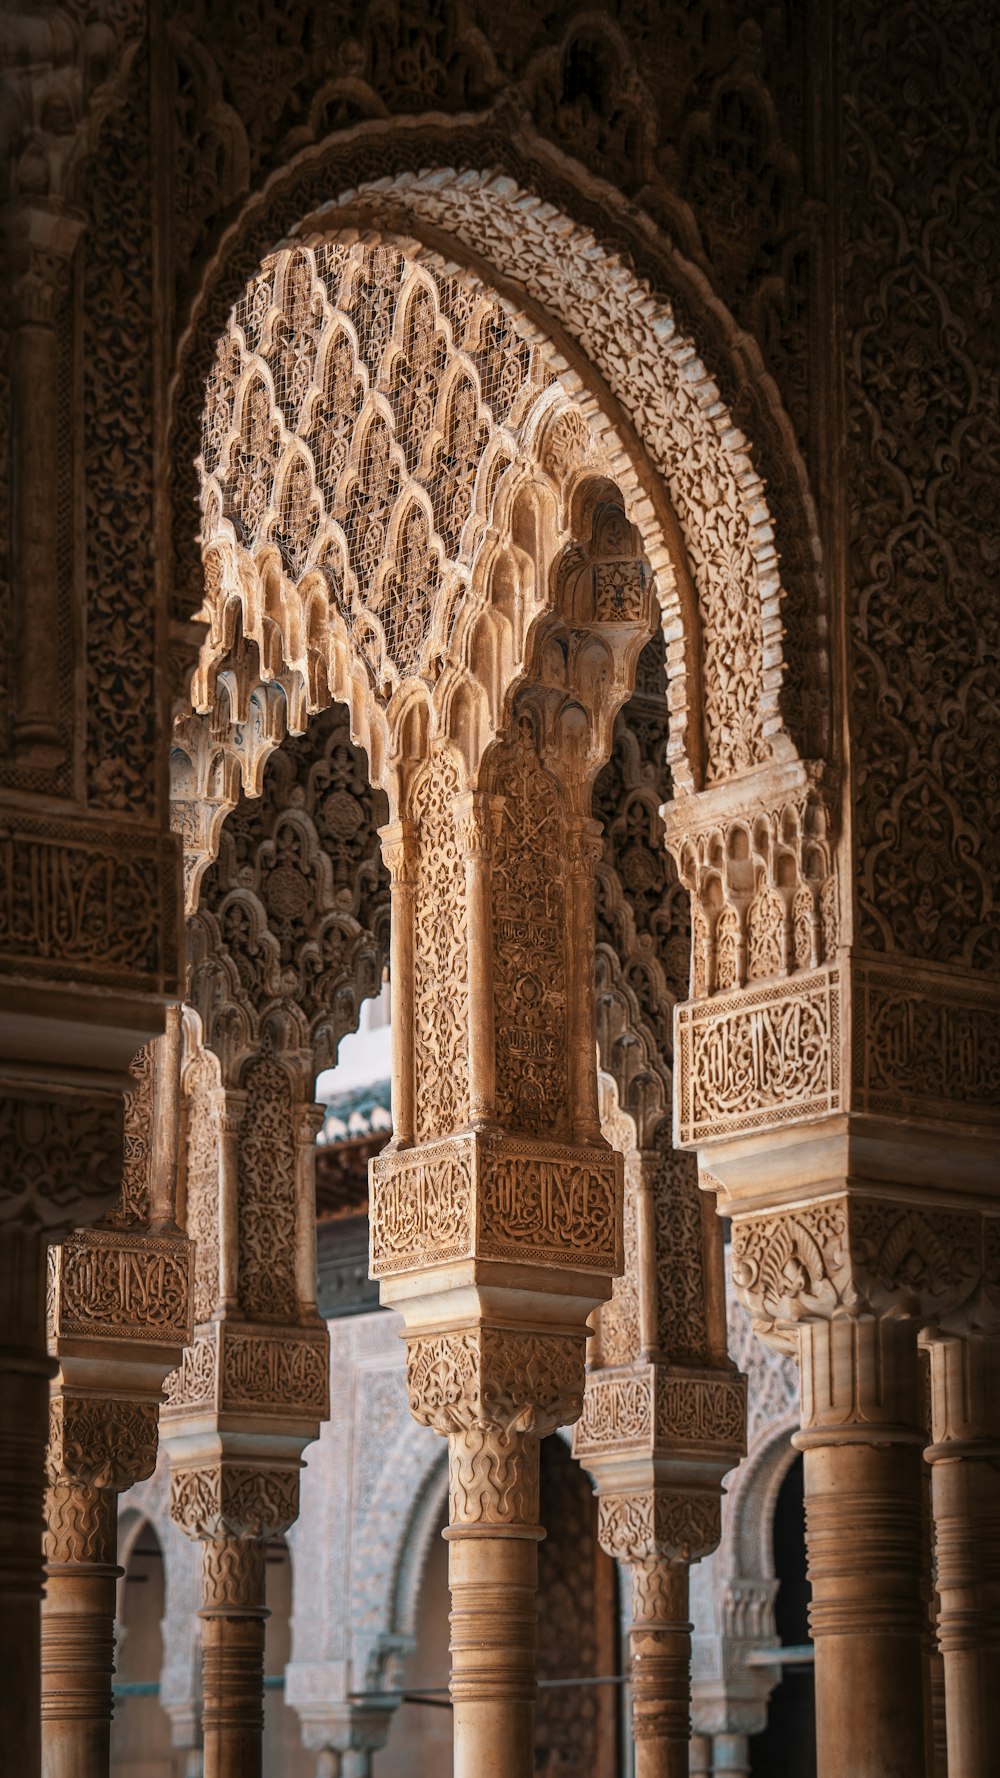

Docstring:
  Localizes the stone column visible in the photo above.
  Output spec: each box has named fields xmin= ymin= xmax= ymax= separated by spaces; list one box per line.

xmin=163 ymin=1027 xmax=330 ymax=1778
xmin=923 ymin=1318 xmax=1000 ymax=1778
xmin=41 ymin=1029 xmax=193 ymax=1778
xmin=405 ymin=1330 xmax=582 ymax=1775
xmin=729 ymin=1199 xmax=983 ymax=1778
xmin=200 ymin=1536 xmax=268 ymax=1778
xmin=41 ymin=1400 xmax=159 ymax=1778
xmin=371 ymin=733 xmax=626 ymax=1778
xmin=170 ymin=1467 xmax=299 ymax=1778
xmin=574 ymin=1138 xmax=745 ymax=1777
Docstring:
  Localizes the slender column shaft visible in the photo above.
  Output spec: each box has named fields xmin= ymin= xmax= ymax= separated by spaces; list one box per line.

xmin=217 ymin=1097 xmax=243 ymax=1310
xmin=795 ymin=1314 xmax=928 ymax=1778
xmin=689 ymin=1733 xmax=712 ymax=1777
xmin=0 ymin=1227 xmax=53 ymax=1778
xmin=712 ymin=1732 xmax=751 ymax=1776
xmin=381 ymin=822 xmax=416 ymax=1145
xmin=628 ymin=1559 xmax=691 ymax=1778
xmin=566 ymin=819 xmax=603 ymax=1144
xmin=41 ymin=1485 xmax=119 ymax=1778
xmin=447 ymin=1529 xmax=539 ymax=1777
xmin=199 ymin=1536 xmax=268 ymax=1778
xmin=925 ymin=1331 xmax=1000 ymax=1778
xmin=455 ymin=794 xmax=499 ymax=1126
xmin=801 ymin=1438 xmax=927 ymax=1778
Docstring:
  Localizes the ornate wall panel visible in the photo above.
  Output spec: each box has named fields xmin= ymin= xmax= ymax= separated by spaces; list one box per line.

xmin=843 ymin=0 xmax=1000 ymax=973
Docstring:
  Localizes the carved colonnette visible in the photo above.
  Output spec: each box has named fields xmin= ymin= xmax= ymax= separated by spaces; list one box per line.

xmin=575 ymin=661 xmax=747 ymax=1778
xmin=41 ymin=1021 xmax=193 ymax=1778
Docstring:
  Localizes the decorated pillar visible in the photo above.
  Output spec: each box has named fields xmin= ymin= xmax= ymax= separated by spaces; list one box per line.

xmin=575 ymin=1142 xmax=745 ymax=1778
xmin=922 ymin=1291 xmax=1000 ymax=1778
xmin=727 ymin=1200 xmax=981 ymax=1778
xmin=41 ymin=1025 xmax=193 ymax=1778
xmin=371 ymin=722 xmax=625 ymax=1778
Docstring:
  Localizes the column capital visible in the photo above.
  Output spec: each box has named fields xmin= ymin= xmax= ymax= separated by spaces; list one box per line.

xmin=1 ymin=199 xmax=84 ymax=326
xmin=450 ymin=788 xmax=505 ymax=856
xmin=170 ymin=1458 xmax=301 ymax=1543
xmin=377 ymin=817 xmax=418 ymax=884
xmin=596 ymin=1486 xmax=721 ymax=1567
xmin=46 ymin=1394 xmax=159 ymax=1498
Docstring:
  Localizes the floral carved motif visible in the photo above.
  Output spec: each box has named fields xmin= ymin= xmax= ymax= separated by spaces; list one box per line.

xmin=597 ymin=1490 xmax=721 ymax=1565
xmin=47 ymin=1396 xmax=159 ymax=1495
xmin=412 ymin=750 xmax=469 ymax=1141
xmin=170 ymin=1462 xmax=300 ymax=1541
xmin=236 ymin=1050 xmax=298 ymax=1321
xmin=853 ymin=965 xmax=1000 ymax=1123
xmin=490 ymin=719 xmax=569 ymax=1136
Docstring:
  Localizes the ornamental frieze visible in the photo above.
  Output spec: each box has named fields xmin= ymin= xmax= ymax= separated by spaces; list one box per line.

xmin=853 ymin=962 xmax=1000 ymax=1123
xmin=674 ymin=967 xmax=841 ymax=1146
xmin=51 ymin=1228 xmax=192 ymax=1345
xmin=162 ymin=1323 xmax=329 ymax=1419
xmin=370 ymin=1131 xmax=622 ymax=1276
xmin=574 ymin=1366 xmax=746 ymax=1461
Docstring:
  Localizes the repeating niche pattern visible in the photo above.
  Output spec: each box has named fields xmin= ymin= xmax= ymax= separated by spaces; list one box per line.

xmin=411 ymin=749 xmax=470 ymax=1142
xmin=200 ymin=243 xmax=551 ymax=699
xmin=490 ymin=718 xmax=569 ymax=1138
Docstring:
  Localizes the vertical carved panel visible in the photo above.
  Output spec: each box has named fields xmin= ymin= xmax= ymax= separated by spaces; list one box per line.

xmin=412 ymin=751 xmax=469 ymax=1142
xmin=185 ymin=1051 xmax=221 ymax=1324
xmin=237 ymin=1051 xmax=297 ymax=1320
xmin=491 ymin=719 xmax=569 ymax=1138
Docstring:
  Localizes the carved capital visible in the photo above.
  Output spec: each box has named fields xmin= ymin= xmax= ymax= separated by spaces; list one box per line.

xmin=731 ymin=1197 xmax=981 ymax=1350
xmin=450 ymin=790 xmax=504 ymax=858
xmin=47 ymin=1394 xmax=159 ymax=1496
xmin=574 ymin=1364 xmax=746 ymax=1464
xmin=597 ymin=1488 xmax=721 ymax=1566
xmin=170 ymin=1461 xmax=300 ymax=1542
xmin=2 ymin=201 xmax=83 ymax=327
xmin=406 ymin=1325 xmax=584 ymax=1526
xmin=377 ymin=819 xmax=419 ymax=886
xmin=406 ymin=1326 xmax=585 ymax=1441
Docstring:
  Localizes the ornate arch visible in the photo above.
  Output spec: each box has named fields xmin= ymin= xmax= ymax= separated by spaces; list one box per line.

xmin=169 ymin=119 xmax=829 ymax=788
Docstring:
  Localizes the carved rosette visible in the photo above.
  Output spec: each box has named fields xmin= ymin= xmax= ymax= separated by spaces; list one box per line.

xmin=405 ymin=1326 xmax=586 ymax=1528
